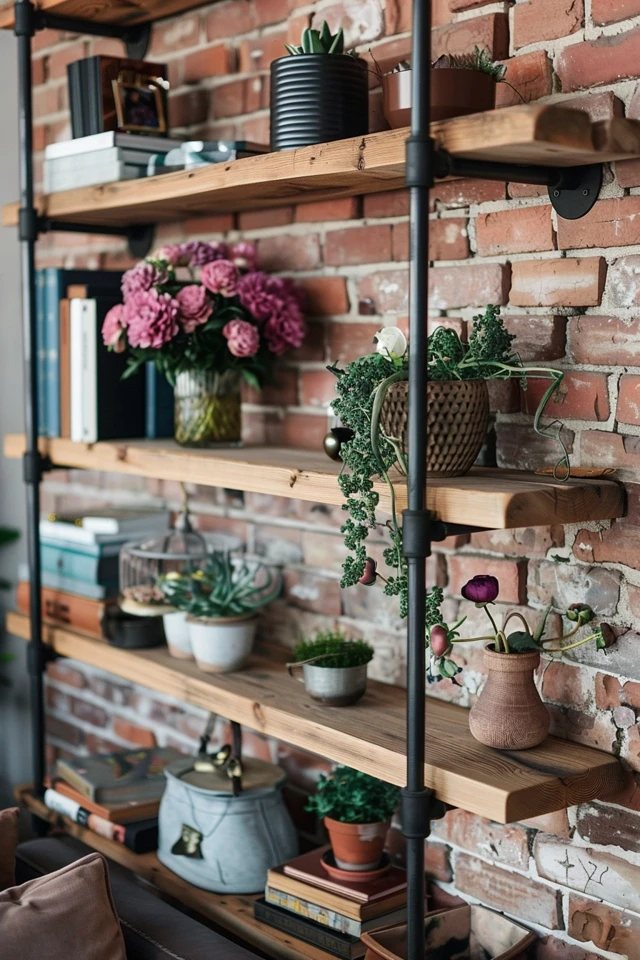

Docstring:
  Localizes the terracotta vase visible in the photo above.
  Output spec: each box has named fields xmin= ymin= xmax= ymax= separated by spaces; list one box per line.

xmin=469 ymin=646 xmax=550 ymax=750
xmin=324 ymin=817 xmax=389 ymax=871
xmin=382 ymin=68 xmax=496 ymax=129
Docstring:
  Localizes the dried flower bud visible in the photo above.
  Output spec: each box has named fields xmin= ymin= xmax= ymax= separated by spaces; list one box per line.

xmin=567 ymin=603 xmax=594 ymax=625
xmin=430 ymin=625 xmax=450 ymax=658
xmin=359 ymin=558 xmax=378 ymax=586
xmin=596 ymin=623 xmax=616 ymax=650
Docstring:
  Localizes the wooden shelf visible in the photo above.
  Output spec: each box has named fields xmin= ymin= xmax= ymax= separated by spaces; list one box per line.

xmin=4 ymin=107 xmax=640 ymax=229
xmin=0 ymin=0 xmax=213 ymax=30
xmin=16 ymin=788 xmax=332 ymax=960
xmin=3 ymin=435 xmax=625 ymax=529
xmin=8 ymin=611 xmax=626 ymax=823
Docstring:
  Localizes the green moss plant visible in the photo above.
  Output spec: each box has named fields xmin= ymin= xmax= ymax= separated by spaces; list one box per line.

xmin=306 ymin=765 xmax=400 ymax=824
xmin=294 ymin=630 xmax=374 ymax=669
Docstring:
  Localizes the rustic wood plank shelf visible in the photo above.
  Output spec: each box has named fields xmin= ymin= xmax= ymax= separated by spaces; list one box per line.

xmin=4 ymin=108 xmax=640 ymax=229
xmin=16 ymin=788 xmax=331 ymax=960
xmin=2 ymin=434 xmax=625 ymax=528
xmin=8 ymin=611 xmax=626 ymax=823
xmin=0 ymin=0 xmax=213 ymax=30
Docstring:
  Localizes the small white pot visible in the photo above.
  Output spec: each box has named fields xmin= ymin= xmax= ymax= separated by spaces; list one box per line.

xmin=163 ymin=611 xmax=193 ymax=660
xmin=188 ymin=615 xmax=257 ymax=674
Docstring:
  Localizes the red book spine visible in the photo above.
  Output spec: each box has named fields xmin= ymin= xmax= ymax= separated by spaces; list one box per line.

xmin=17 ymin=581 xmax=108 ymax=639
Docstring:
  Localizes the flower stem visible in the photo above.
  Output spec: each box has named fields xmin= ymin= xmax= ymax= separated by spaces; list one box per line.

xmin=544 ymin=631 xmax=600 ymax=653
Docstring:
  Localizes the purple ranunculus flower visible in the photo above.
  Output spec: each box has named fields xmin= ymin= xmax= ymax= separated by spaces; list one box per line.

xmin=175 ymin=285 xmax=212 ymax=334
xmin=124 ymin=289 xmax=180 ymax=349
xmin=461 ymin=575 xmax=500 ymax=605
xmin=180 ymin=240 xmax=229 ymax=267
xmin=223 ymin=319 xmax=260 ymax=358
xmin=201 ymin=259 xmax=239 ymax=297
xmin=121 ymin=261 xmax=167 ymax=300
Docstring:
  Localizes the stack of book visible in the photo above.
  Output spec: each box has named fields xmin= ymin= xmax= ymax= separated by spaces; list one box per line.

xmin=19 ymin=507 xmax=169 ymax=603
xmin=256 ymin=846 xmax=409 ymax=959
xmin=44 ymin=132 xmax=181 ymax=193
xmin=43 ymin=746 xmax=182 ymax=854
xmin=35 ymin=267 xmax=173 ymax=441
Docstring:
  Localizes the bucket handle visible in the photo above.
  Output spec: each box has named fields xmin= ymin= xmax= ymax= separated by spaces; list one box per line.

xmin=286 ymin=654 xmax=338 ymax=681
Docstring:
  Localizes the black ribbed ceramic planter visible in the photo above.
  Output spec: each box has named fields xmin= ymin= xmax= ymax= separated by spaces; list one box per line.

xmin=270 ymin=54 xmax=369 ymax=151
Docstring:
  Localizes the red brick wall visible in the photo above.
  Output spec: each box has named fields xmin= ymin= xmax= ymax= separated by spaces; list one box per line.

xmin=28 ymin=1 xmax=640 ymax=956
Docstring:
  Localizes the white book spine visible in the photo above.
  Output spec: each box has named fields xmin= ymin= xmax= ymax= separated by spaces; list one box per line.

xmin=81 ymin=300 xmax=97 ymax=444
xmin=69 ymin=299 xmax=85 ymax=443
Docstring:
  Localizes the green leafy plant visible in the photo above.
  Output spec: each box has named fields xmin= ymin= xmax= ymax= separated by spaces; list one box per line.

xmin=433 ymin=46 xmax=507 ymax=81
xmin=159 ymin=552 xmax=281 ymax=620
xmin=329 ymin=309 xmax=569 ymax=679
xmin=294 ymin=630 xmax=374 ymax=669
xmin=306 ymin=765 xmax=400 ymax=824
xmin=286 ymin=21 xmax=354 ymax=56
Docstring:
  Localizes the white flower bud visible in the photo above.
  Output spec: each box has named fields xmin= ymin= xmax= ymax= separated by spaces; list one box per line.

xmin=375 ymin=327 xmax=407 ymax=360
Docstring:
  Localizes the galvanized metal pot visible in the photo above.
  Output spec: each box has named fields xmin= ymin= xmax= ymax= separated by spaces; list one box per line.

xmin=288 ymin=661 xmax=368 ymax=706
xmin=158 ymin=756 xmax=299 ymax=894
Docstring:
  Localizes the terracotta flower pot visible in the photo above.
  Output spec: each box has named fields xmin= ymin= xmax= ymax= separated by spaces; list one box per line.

xmin=381 ymin=379 xmax=490 ymax=478
xmin=362 ymin=904 xmax=537 ymax=959
xmin=382 ymin=67 xmax=496 ymax=129
xmin=469 ymin=645 xmax=550 ymax=750
xmin=324 ymin=817 xmax=389 ymax=872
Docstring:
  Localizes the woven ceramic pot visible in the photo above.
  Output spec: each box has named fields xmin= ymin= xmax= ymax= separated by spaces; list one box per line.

xmin=380 ymin=379 xmax=489 ymax=478
xmin=469 ymin=646 xmax=550 ymax=750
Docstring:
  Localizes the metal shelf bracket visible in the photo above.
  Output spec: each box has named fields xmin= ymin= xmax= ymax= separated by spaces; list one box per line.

xmin=14 ymin=0 xmax=152 ymax=58
xmin=37 ymin=217 xmax=155 ymax=258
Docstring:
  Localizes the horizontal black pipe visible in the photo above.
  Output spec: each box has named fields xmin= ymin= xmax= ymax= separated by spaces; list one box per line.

xmin=434 ymin=150 xmax=584 ymax=188
xmin=37 ymin=11 xmax=140 ymax=39
xmin=39 ymin=218 xmax=143 ymax=238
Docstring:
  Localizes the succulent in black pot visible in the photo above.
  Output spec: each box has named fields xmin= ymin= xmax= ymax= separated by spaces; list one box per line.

xmin=270 ymin=21 xmax=369 ymax=151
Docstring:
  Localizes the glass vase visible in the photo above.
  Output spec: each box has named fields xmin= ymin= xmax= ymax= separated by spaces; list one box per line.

xmin=174 ymin=370 xmax=241 ymax=447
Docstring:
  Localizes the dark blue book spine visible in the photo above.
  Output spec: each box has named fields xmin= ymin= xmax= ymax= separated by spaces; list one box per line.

xmin=45 ymin=267 xmax=63 ymax=437
xmin=36 ymin=269 xmax=46 ymax=435
xmin=145 ymin=362 xmax=174 ymax=439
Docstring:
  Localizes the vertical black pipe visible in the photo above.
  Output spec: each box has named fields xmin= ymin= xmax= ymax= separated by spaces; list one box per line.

xmin=405 ymin=0 xmax=431 ymax=957
xmin=16 ymin=0 xmax=47 ymax=798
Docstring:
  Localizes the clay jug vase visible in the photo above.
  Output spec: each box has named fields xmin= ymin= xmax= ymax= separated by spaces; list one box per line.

xmin=469 ymin=646 xmax=550 ymax=750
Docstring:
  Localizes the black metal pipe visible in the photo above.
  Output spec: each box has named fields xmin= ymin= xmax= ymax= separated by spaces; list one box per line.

xmin=37 ymin=11 xmax=136 ymax=39
xmin=435 ymin=151 xmax=568 ymax=187
xmin=40 ymin=219 xmax=143 ymax=237
xmin=15 ymin=0 xmax=46 ymax=798
xmin=404 ymin=0 xmax=431 ymax=956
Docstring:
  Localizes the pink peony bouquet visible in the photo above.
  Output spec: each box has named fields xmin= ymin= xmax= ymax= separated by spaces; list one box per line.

xmin=102 ymin=240 xmax=306 ymax=387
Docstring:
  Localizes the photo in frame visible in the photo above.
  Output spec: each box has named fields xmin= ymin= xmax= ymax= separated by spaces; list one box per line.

xmin=112 ymin=78 xmax=168 ymax=134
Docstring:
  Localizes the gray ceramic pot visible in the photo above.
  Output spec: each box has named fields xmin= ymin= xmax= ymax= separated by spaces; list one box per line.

xmin=288 ymin=662 xmax=368 ymax=706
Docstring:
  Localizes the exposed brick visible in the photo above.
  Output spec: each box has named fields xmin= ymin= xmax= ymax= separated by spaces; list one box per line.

xmin=568 ymin=316 xmax=640 ymax=365
xmin=284 ymin=570 xmax=342 ymax=616
xmin=255 ymin=0 xmax=290 ymax=28
xmin=505 ymin=315 xmax=566 ymax=361
xmin=325 ymin=225 xmax=392 ymax=266
xmin=557 ymin=27 xmax=640 ymax=92
xmin=522 ymin=371 xmax=610 ymax=422
xmin=574 ymin=521 xmax=640 ymax=569
xmin=495 ymin=51 xmax=553 ymax=107
xmin=455 ymin=854 xmax=562 ymax=928
xmin=542 ymin=661 xmax=592 ymax=708
xmin=562 ymin=90 xmax=625 ymax=122
xmin=243 ymin=369 xmax=298 ymax=406
xmin=615 ymin=158 xmax=640 ymax=188
xmin=431 ymin=179 xmax=507 ymax=207
xmin=510 ymin=258 xmax=606 ymax=308
xmin=476 ymin=206 xmax=555 ymax=257
xmin=392 ymin=219 xmax=470 ymax=262
xmin=358 ymin=270 xmax=408 ymax=313
xmin=577 ymin=802 xmax=640 ymax=854
xmin=470 ymin=525 xmax=564 ymax=558
xmin=258 ymin=233 xmax=321 ymax=272
xmin=169 ymin=90 xmax=209 ymax=129
xmin=432 ymin=14 xmax=509 ymax=61
xmin=528 ymin=561 xmax=621 ymax=617
xmin=424 ymin=842 xmax=453 ymax=883
xmin=183 ymin=45 xmax=235 ymax=85
xmin=184 ymin=213 xmax=234 ymax=236
xmin=149 ymin=14 xmax=200 ymax=56
xmin=299 ymin=371 xmax=337 ymax=409
xmin=363 ymin=190 xmax=410 ymax=219
xmin=206 ymin=0 xmax=256 ymax=40
xmin=537 ymin=835 xmax=640 ymax=913
xmin=47 ymin=662 xmax=86 ymax=690
xmin=45 ymin=42 xmax=87 ymax=81
xmin=312 ymin=0 xmax=384 ymax=47
xmin=300 ymin=277 xmax=349 ymax=316
xmin=280 ymin=412 xmax=329 ymax=450
xmin=617 ymin=375 xmax=640 ymax=425
xmin=607 ymin=256 xmax=640 ymax=308
xmin=432 ymin=809 xmax=530 ymax=869
xmin=514 ymin=0 xmax=583 ymax=48
xmin=520 ymin=811 xmax=571 ymax=839
xmin=548 ymin=706 xmax=619 ymax=753
xmin=558 ymin=197 xmax=640 ymax=251
xmin=429 ymin=263 xmax=511 ymax=309
xmin=210 ymin=78 xmax=245 ymax=119
xmin=296 ymin=199 xmax=359 ymax=222
xmin=113 ymin=718 xmax=157 ymax=748
xmin=328 ymin=322 xmax=380 ymax=362
xmin=239 ymin=31 xmax=287 ymax=73
xmin=592 ymin=0 xmax=640 ymax=24
xmin=448 ymin=555 xmax=527 ymax=604
xmin=238 ymin=208 xmax=294 ymax=231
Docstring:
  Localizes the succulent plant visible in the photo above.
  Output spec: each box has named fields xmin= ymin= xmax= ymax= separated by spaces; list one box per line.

xmin=159 ymin=551 xmax=281 ymax=620
xmin=285 ymin=21 xmax=354 ymax=57
xmin=432 ymin=46 xmax=507 ymax=81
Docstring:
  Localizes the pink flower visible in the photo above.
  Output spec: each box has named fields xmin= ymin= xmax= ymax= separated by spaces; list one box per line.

xmin=155 ymin=244 xmax=183 ymax=266
xmin=201 ymin=259 xmax=239 ymax=297
xmin=102 ymin=304 xmax=127 ymax=353
xmin=176 ymin=285 xmax=212 ymax=334
xmin=122 ymin=261 xmax=167 ymax=300
xmin=461 ymin=575 xmax=500 ymax=605
xmin=236 ymin=271 xmax=280 ymax=322
xmin=180 ymin=240 xmax=229 ymax=266
xmin=223 ymin=319 xmax=260 ymax=357
xmin=230 ymin=242 xmax=258 ymax=272
xmin=124 ymin=289 xmax=180 ymax=349
xmin=263 ymin=302 xmax=306 ymax=355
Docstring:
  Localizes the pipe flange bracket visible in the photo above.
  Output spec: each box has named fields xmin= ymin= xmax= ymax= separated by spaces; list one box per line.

xmin=549 ymin=164 xmax=603 ymax=221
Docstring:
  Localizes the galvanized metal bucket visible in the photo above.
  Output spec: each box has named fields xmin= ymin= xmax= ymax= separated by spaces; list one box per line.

xmin=288 ymin=660 xmax=368 ymax=706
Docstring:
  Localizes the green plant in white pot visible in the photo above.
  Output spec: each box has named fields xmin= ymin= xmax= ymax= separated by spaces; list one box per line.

xmin=157 ymin=571 xmax=194 ymax=660
xmin=288 ymin=630 xmax=374 ymax=706
xmin=176 ymin=552 xmax=281 ymax=673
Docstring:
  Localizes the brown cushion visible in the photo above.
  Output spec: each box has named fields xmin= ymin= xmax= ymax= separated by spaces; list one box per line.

xmin=0 ymin=851 xmax=126 ymax=960
xmin=0 ymin=807 xmax=19 ymax=891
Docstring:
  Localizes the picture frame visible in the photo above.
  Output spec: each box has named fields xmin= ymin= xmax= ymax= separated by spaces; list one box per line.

xmin=112 ymin=77 xmax=168 ymax=135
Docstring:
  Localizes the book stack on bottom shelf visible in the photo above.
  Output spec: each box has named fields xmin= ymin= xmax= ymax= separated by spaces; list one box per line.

xmin=258 ymin=846 xmax=410 ymax=959
xmin=43 ymin=746 xmax=182 ymax=854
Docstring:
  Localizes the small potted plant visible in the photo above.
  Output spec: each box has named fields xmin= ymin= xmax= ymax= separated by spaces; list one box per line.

xmin=157 ymin=571 xmax=193 ymax=660
xmin=102 ymin=241 xmax=305 ymax=447
xmin=379 ymin=47 xmax=509 ymax=129
xmin=271 ymin=21 xmax=368 ymax=151
xmin=427 ymin=575 xmax=616 ymax=750
xmin=306 ymin=765 xmax=399 ymax=873
xmin=177 ymin=552 xmax=281 ymax=673
xmin=287 ymin=630 xmax=374 ymax=706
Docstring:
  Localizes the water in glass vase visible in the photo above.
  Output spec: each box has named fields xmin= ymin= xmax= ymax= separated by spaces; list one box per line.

xmin=174 ymin=370 xmax=241 ymax=447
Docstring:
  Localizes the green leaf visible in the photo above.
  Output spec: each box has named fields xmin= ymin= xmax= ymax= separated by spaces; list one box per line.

xmin=309 ymin=30 xmax=326 ymax=53
xmin=551 ymin=554 xmax=570 ymax=563
xmin=285 ymin=43 xmax=301 ymax=56
xmin=533 ymin=605 xmax=552 ymax=643
xmin=439 ymin=658 xmax=459 ymax=679
xmin=320 ymin=20 xmax=333 ymax=48
xmin=302 ymin=27 xmax=313 ymax=53
xmin=242 ymin=369 xmax=261 ymax=390
xmin=328 ymin=27 xmax=344 ymax=54
xmin=507 ymin=631 xmax=542 ymax=653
